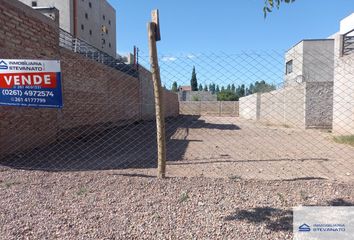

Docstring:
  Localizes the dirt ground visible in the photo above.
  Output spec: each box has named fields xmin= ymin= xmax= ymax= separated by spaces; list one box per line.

xmin=133 ymin=116 xmax=354 ymax=182
xmin=1 ymin=116 xmax=354 ymax=239
xmin=2 ymin=115 xmax=353 ymax=182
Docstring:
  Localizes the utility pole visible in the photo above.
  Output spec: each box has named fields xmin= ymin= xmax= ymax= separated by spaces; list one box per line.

xmin=147 ymin=10 xmax=166 ymax=178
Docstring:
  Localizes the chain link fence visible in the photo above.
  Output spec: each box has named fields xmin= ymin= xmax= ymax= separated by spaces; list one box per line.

xmin=136 ymin=43 xmax=354 ymax=181
xmin=1 ymin=42 xmax=354 ymax=182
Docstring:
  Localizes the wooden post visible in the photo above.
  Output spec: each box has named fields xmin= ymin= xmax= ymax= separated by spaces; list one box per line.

xmin=147 ymin=11 xmax=166 ymax=178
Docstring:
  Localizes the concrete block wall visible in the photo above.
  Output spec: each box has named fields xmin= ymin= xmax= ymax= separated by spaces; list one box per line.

xmin=239 ymin=94 xmax=260 ymax=120
xmin=178 ymin=91 xmax=217 ymax=101
xmin=240 ymin=82 xmax=332 ymax=129
xmin=240 ymin=82 xmax=333 ymax=128
xmin=260 ymin=85 xmax=306 ymax=128
xmin=179 ymin=101 xmax=239 ymax=116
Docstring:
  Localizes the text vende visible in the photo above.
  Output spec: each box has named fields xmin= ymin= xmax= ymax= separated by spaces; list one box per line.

xmin=0 ymin=72 xmax=57 ymax=88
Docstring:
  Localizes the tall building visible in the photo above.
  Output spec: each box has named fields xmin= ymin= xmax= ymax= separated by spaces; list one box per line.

xmin=19 ymin=0 xmax=117 ymax=57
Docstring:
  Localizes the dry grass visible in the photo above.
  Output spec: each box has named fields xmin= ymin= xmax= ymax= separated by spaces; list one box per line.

xmin=333 ymin=135 xmax=354 ymax=147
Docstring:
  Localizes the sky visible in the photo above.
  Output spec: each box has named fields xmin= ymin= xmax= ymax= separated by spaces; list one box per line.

xmin=109 ymin=0 xmax=354 ymax=88
xmin=111 ymin=0 xmax=354 ymax=55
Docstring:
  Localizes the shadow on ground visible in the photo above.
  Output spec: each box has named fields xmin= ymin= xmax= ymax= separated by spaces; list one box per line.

xmin=224 ymin=198 xmax=354 ymax=232
xmin=0 ymin=115 xmax=240 ymax=171
xmin=224 ymin=207 xmax=293 ymax=232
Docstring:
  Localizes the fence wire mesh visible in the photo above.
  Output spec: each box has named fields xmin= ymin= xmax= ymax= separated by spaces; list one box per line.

xmin=1 ymin=43 xmax=354 ymax=183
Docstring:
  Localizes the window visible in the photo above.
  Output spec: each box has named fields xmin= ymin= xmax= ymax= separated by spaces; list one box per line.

xmin=109 ymin=43 xmax=111 ymax=48
xmin=102 ymin=38 xmax=106 ymax=44
xmin=31 ymin=1 xmax=37 ymax=7
xmin=109 ymin=20 xmax=111 ymax=25
xmin=85 ymin=13 xmax=88 ymax=19
xmin=89 ymin=2 xmax=92 ymax=8
xmin=89 ymin=30 xmax=92 ymax=36
xmin=286 ymin=60 xmax=293 ymax=75
xmin=103 ymin=15 xmax=106 ymax=20
xmin=81 ymin=24 xmax=84 ymax=30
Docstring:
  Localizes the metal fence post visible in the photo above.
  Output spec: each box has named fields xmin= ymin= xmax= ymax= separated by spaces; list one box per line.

xmin=147 ymin=10 xmax=166 ymax=178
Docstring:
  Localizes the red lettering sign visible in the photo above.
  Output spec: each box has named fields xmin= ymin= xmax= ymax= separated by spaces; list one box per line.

xmin=0 ymin=72 xmax=57 ymax=88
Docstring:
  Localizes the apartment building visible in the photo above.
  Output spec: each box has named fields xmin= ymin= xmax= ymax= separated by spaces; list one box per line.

xmin=19 ymin=0 xmax=117 ymax=57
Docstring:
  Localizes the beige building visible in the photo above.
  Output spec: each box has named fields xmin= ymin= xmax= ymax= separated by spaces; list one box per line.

xmin=284 ymin=40 xmax=334 ymax=87
xmin=332 ymin=13 xmax=354 ymax=135
xmin=19 ymin=0 xmax=117 ymax=57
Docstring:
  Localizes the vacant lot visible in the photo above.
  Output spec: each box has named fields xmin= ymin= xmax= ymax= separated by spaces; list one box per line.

xmin=163 ymin=116 xmax=354 ymax=181
xmin=1 ymin=170 xmax=354 ymax=240
xmin=1 ymin=116 xmax=354 ymax=239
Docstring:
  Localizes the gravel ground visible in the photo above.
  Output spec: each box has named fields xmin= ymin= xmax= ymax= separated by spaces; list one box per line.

xmin=1 ymin=169 xmax=354 ymax=240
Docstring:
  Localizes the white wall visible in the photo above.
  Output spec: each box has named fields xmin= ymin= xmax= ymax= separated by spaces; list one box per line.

xmin=285 ymin=41 xmax=304 ymax=87
xmin=333 ymin=34 xmax=354 ymax=135
xmin=340 ymin=12 xmax=354 ymax=36
xmin=239 ymin=93 xmax=260 ymax=120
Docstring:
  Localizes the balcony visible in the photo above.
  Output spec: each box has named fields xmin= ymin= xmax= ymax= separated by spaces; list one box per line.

xmin=343 ymin=29 xmax=354 ymax=55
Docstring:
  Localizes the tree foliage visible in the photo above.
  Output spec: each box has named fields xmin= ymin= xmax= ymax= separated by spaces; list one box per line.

xmin=251 ymin=80 xmax=276 ymax=94
xmin=190 ymin=66 xmax=198 ymax=91
xmin=171 ymin=81 xmax=178 ymax=92
xmin=264 ymin=0 xmax=295 ymax=17
xmin=204 ymin=84 xmax=208 ymax=91
xmin=213 ymin=81 xmax=275 ymax=101
xmin=217 ymin=90 xmax=239 ymax=101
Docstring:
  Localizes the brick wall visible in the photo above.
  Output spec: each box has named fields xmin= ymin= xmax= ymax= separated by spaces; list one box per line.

xmin=58 ymin=49 xmax=141 ymax=135
xmin=0 ymin=0 xmax=60 ymax=156
xmin=0 ymin=0 xmax=179 ymax=157
xmin=0 ymin=0 xmax=59 ymax=59
xmin=139 ymin=65 xmax=179 ymax=120
xmin=164 ymin=90 xmax=179 ymax=117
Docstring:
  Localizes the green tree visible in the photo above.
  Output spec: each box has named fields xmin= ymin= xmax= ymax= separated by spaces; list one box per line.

xmin=249 ymin=83 xmax=255 ymax=95
xmin=171 ymin=81 xmax=178 ymax=92
xmin=264 ymin=0 xmax=295 ymax=17
xmin=217 ymin=90 xmax=239 ymax=101
xmin=253 ymin=80 xmax=276 ymax=93
xmin=236 ymin=84 xmax=245 ymax=97
xmin=192 ymin=95 xmax=200 ymax=101
xmin=246 ymin=81 xmax=275 ymax=95
xmin=227 ymin=84 xmax=231 ymax=91
xmin=190 ymin=66 xmax=198 ymax=91
xmin=231 ymin=84 xmax=236 ymax=93
xmin=204 ymin=84 xmax=208 ymax=91
xmin=198 ymin=83 xmax=203 ymax=91
xmin=210 ymin=83 xmax=216 ymax=94
xmin=216 ymin=85 xmax=220 ymax=93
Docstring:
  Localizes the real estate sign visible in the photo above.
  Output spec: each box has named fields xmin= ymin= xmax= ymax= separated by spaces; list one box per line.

xmin=0 ymin=59 xmax=62 ymax=108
